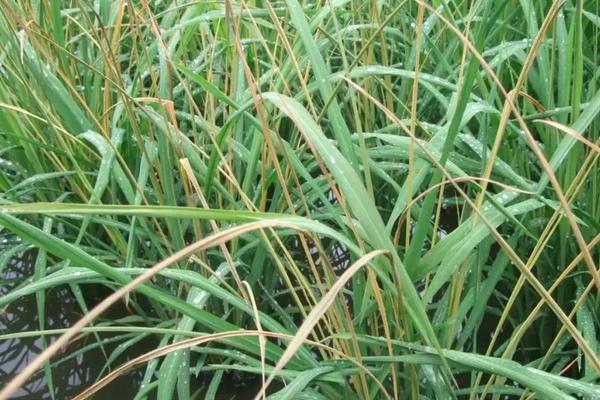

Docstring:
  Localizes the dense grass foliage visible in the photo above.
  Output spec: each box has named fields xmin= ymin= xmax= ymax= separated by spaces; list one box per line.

xmin=0 ymin=0 xmax=599 ymax=398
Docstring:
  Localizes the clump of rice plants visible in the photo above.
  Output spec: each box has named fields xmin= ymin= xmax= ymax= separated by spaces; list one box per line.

xmin=0 ymin=1 xmax=599 ymax=399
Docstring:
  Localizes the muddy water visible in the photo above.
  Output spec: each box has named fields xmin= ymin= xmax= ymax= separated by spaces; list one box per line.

xmin=0 ymin=249 xmax=148 ymax=399
xmin=0 ymin=247 xmax=270 ymax=400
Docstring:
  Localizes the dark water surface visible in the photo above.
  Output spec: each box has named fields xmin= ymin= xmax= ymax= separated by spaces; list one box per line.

xmin=0 ymin=247 xmax=274 ymax=400
xmin=0 ymin=249 xmax=149 ymax=399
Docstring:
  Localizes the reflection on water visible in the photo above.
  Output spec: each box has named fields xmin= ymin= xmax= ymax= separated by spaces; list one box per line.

xmin=0 ymin=246 xmax=148 ymax=399
xmin=0 ymin=247 xmax=283 ymax=399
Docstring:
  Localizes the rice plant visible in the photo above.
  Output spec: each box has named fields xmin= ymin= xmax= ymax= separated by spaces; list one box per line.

xmin=0 ymin=0 xmax=599 ymax=399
